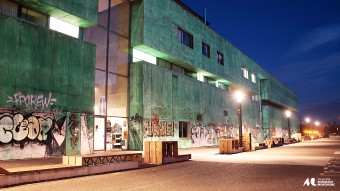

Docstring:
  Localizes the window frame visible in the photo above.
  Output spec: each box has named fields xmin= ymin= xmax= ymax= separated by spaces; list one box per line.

xmin=202 ymin=42 xmax=210 ymax=58
xmin=177 ymin=27 xmax=194 ymax=49
xmin=241 ymin=67 xmax=249 ymax=79
xmin=217 ymin=51 xmax=224 ymax=65
xmin=251 ymin=73 xmax=256 ymax=83
xmin=179 ymin=121 xmax=189 ymax=138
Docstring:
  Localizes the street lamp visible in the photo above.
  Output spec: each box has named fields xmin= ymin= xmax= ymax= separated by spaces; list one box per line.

xmin=234 ymin=90 xmax=244 ymax=147
xmin=285 ymin=110 xmax=291 ymax=139
xmin=315 ymin=121 xmax=320 ymax=126
xmin=305 ymin=117 xmax=311 ymax=124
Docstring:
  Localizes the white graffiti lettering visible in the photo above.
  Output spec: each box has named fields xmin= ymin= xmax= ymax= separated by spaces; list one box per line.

xmin=7 ymin=92 xmax=57 ymax=110
xmin=0 ymin=113 xmax=53 ymax=144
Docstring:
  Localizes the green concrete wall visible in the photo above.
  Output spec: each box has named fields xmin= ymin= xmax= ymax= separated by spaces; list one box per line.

xmin=14 ymin=0 xmax=98 ymax=27
xmin=0 ymin=14 xmax=96 ymax=159
xmin=130 ymin=62 xmax=264 ymax=149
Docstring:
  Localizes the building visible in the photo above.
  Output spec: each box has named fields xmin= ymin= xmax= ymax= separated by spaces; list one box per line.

xmin=128 ymin=0 xmax=298 ymax=150
xmin=0 ymin=0 xmax=299 ymax=160
xmin=0 ymin=0 xmax=97 ymax=159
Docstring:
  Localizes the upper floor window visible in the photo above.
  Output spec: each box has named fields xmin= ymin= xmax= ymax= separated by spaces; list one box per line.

xmin=50 ymin=17 xmax=79 ymax=38
xmin=241 ymin=67 xmax=249 ymax=79
xmin=217 ymin=51 xmax=224 ymax=65
xmin=202 ymin=42 xmax=210 ymax=58
xmin=251 ymin=73 xmax=256 ymax=83
xmin=0 ymin=0 xmax=47 ymax=27
xmin=177 ymin=27 xmax=193 ymax=48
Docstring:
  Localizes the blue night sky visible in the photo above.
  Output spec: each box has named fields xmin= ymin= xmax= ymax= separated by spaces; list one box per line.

xmin=182 ymin=0 xmax=340 ymax=124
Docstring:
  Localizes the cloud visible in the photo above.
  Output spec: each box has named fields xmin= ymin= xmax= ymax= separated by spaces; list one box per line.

xmin=285 ymin=24 xmax=340 ymax=55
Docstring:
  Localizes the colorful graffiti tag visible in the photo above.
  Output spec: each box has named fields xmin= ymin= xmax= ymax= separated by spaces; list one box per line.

xmin=144 ymin=114 xmax=174 ymax=137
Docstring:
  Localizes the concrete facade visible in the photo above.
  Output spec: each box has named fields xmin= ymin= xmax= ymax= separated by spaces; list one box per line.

xmin=0 ymin=0 xmax=97 ymax=160
xmin=129 ymin=0 xmax=298 ymax=150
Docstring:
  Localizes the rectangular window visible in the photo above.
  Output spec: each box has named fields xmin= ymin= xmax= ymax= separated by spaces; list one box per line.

xmin=241 ymin=67 xmax=249 ymax=79
xmin=179 ymin=122 xmax=189 ymax=138
xmin=177 ymin=27 xmax=193 ymax=48
xmin=217 ymin=51 xmax=224 ymax=65
xmin=197 ymin=73 xmax=204 ymax=82
xmin=251 ymin=73 xmax=256 ymax=83
xmin=50 ymin=17 xmax=79 ymax=38
xmin=202 ymin=42 xmax=210 ymax=58
xmin=132 ymin=48 xmax=156 ymax=65
xmin=21 ymin=7 xmax=47 ymax=27
xmin=0 ymin=0 xmax=18 ymax=17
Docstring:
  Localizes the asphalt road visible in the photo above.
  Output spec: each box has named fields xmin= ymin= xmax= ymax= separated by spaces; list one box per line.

xmin=3 ymin=137 xmax=340 ymax=191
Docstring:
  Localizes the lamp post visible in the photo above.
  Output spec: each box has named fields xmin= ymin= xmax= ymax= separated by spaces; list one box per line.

xmin=234 ymin=90 xmax=244 ymax=147
xmin=285 ymin=110 xmax=291 ymax=139
xmin=305 ymin=117 xmax=311 ymax=136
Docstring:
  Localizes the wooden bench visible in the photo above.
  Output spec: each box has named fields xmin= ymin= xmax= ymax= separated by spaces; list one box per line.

xmin=219 ymin=139 xmax=240 ymax=154
xmin=144 ymin=141 xmax=191 ymax=164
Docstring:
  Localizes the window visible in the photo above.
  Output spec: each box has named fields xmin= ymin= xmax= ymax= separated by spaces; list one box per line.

xmin=177 ymin=27 xmax=193 ymax=48
xmin=132 ymin=49 xmax=156 ymax=65
xmin=21 ymin=7 xmax=47 ymax=27
xmin=251 ymin=73 xmax=256 ymax=83
xmin=217 ymin=51 xmax=224 ymax=65
xmin=197 ymin=73 xmax=204 ymax=82
xmin=179 ymin=122 xmax=189 ymax=138
xmin=223 ymin=110 xmax=228 ymax=116
xmin=50 ymin=17 xmax=79 ymax=38
xmin=197 ymin=114 xmax=203 ymax=122
xmin=0 ymin=0 xmax=47 ymax=27
xmin=202 ymin=42 xmax=210 ymax=57
xmin=0 ymin=0 xmax=18 ymax=17
xmin=241 ymin=67 xmax=249 ymax=79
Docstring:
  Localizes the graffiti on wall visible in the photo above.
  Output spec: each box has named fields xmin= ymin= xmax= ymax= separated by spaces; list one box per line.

xmin=80 ymin=114 xmax=93 ymax=154
xmin=191 ymin=123 xmax=237 ymax=147
xmin=0 ymin=111 xmax=66 ymax=158
xmin=270 ymin=127 xmax=288 ymax=138
xmin=6 ymin=92 xmax=56 ymax=110
xmin=68 ymin=113 xmax=79 ymax=149
xmin=144 ymin=114 xmax=174 ymax=137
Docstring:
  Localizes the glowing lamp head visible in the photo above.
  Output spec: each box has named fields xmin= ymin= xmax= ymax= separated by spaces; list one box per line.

xmin=305 ymin=117 xmax=311 ymax=123
xmin=285 ymin=110 xmax=291 ymax=118
xmin=234 ymin=90 xmax=244 ymax=103
xmin=315 ymin=121 xmax=320 ymax=126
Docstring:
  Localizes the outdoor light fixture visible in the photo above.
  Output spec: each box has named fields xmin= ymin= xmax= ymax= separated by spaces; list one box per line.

xmin=234 ymin=90 xmax=244 ymax=103
xmin=315 ymin=121 xmax=320 ymax=126
xmin=285 ymin=110 xmax=291 ymax=139
xmin=234 ymin=90 xmax=244 ymax=147
xmin=305 ymin=117 xmax=311 ymax=123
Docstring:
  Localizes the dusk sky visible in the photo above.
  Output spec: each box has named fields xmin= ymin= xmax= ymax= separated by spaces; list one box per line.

xmin=182 ymin=0 xmax=340 ymax=124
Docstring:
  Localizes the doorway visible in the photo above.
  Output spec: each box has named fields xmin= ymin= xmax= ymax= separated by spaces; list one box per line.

xmin=94 ymin=117 xmax=105 ymax=150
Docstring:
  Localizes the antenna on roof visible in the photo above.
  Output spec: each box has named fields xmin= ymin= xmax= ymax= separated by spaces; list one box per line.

xmin=204 ymin=7 xmax=207 ymax=25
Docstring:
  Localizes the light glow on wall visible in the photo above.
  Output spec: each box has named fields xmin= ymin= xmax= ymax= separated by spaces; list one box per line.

xmin=49 ymin=17 xmax=79 ymax=38
xmin=133 ymin=49 xmax=156 ymax=65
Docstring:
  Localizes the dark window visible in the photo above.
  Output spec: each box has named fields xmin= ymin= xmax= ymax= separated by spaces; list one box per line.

xmin=197 ymin=114 xmax=203 ymax=122
xmin=177 ymin=27 xmax=193 ymax=48
xmin=0 ymin=0 xmax=47 ymax=27
xmin=217 ymin=51 xmax=224 ymax=65
xmin=179 ymin=121 xmax=189 ymax=138
xmin=223 ymin=110 xmax=228 ymax=116
xmin=0 ymin=0 xmax=18 ymax=17
xmin=202 ymin=42 xmax=210 ymax=57
xmin=21 ymin=7 xmax=47 ymax=27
